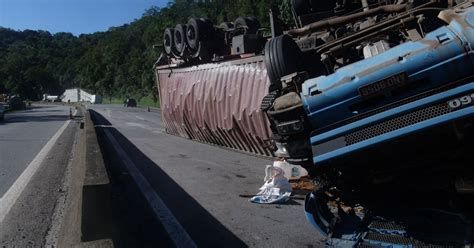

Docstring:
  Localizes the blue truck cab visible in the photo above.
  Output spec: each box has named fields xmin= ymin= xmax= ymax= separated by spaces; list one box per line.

xmin=263 ymin=1 xmax=474 ymax=246
xmin=303 ymin=6 xmax=474 ymax=165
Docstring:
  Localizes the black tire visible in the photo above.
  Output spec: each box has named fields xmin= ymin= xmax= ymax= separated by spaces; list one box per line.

xmin=189 ymin=42 xmax=212 ymax=61
xmin=163 ymin=28 xmax=175 ymax=56
xmin=186 ymin=19 xmax=201 ymax=50
xmin=174 ymin=24 xmax=187 ymax=54
xmin=264 ymin=35 xmax=302 ymax=91
xmin=218 ymin=22 xmax=234 ymax=31
xmin=186 ymin=18 xmax=214 ymax=50
xmin=234 ymin=16 xmax=260 ymax=34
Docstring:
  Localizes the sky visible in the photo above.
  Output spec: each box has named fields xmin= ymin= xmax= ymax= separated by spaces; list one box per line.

xmin=0 ymin=0 xmax=168 ymax=35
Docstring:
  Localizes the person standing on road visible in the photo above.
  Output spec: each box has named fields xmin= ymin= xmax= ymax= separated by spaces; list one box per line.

xmin=123 ymin=97 xmax=129 ymax=107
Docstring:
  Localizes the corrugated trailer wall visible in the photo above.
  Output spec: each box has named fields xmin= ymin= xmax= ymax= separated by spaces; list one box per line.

xmin=155 ymin=56 xmax=275 ymax=156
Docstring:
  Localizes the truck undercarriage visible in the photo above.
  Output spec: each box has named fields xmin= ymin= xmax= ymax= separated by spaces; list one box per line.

xmin=306 ymin=111 xmax=474 ymax=246
xmin=262 ymin=0 xmax=474 ymax=246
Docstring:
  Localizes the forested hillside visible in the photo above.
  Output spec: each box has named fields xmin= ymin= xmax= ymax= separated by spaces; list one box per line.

xmin=0 ymin=0 xmax=284 ymax=101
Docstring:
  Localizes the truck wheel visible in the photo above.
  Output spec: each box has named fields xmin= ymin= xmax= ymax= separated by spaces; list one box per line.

xmin=186 ymin=18 xmax=210 ymax=50
xmin=234 ymin=16 xmax=260 ymax=34
xmin=189 ymin=42 xmax=212 ymax=61
xmin=264 ymin=35 xmax=301 ymax=91
xmin=186 ymin=19 xmax=201 ymax=50
xmin=174 ymin=24 xmax=187 ymax=54
xmin=163 ymin=28 xmax=176 ymax=56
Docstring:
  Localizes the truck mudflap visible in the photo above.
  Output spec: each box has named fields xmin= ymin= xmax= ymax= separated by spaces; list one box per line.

xmin=305 ymin=190 xmax=474 ymax=248
xmin=311 ymin=82 xmax=474 ymax=165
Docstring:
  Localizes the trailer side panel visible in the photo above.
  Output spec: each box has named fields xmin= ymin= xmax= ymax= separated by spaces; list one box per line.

xmin=156 ymin=56 xmax=274 ymax=156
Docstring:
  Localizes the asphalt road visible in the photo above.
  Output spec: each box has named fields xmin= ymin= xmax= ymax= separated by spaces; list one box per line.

xmin=88 ymin=104 xmax=325 ymax=247
xmin=0 ymin=104 xmax=71 ymax=197
xmin=0 ymin=104 xmax=80 ymax=246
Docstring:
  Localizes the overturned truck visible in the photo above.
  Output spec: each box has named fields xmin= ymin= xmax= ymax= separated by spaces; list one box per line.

xmin=261 ymin=0 xmax=474 ymax=246
xmin=156 ymin=0 xmax=474 ymax=246
xmin=156 ymin=15 xmax=274 ymax=157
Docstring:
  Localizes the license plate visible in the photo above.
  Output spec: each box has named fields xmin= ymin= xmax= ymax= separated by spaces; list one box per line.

xmin=359 ymin=72 xmax=408 ymax=98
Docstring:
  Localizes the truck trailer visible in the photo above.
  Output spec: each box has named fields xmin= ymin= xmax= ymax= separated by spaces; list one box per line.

xmin=155 ymin=0 xmax=474 ymax=245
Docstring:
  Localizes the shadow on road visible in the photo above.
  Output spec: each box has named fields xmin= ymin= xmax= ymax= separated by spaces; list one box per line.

xmin=89 ymin=109 xmax=247 ymax=247
xmin=0 ymin=105 xmax=79 ymax=125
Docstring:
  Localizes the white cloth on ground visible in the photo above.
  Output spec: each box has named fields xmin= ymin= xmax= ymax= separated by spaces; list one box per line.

xmin=250 ymin=165 xmax=292 ymax=204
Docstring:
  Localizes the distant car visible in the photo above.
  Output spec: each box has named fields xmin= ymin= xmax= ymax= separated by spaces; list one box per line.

xmin=125 ymin=98 xmax=137 ymax=107
xmin=0 ymin=103 xmax=5 ymax=121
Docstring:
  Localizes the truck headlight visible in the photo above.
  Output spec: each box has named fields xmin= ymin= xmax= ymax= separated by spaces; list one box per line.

xmin=276 ymin=120 xmax=305 ymax=135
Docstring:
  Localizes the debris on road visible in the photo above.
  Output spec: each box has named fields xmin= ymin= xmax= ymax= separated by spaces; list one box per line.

xmin=244 ymin=161 xmax=315 ymax=203
xmin=272 ymin=159 xmax=308 ymax=180
xmin=289 ymin=177 xmax=316 ymax=196
xmin=250 ymin=166 xmax=292 ymax=204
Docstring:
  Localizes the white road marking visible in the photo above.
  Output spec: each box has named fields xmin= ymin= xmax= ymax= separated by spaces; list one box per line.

xmin=103 ymin=128 xmax=197 ymax=248
xmin=136 ymin=116 xmax=145 ymax=120
xmin=94 ymin=125 xmax=113 ymax=128
xmin=0 ymin=120 xmax=71 ymax=224
xmin=125 ymin=122 xmax=152 ymax=130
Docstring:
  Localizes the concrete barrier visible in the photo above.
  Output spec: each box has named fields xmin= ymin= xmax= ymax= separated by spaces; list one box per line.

xmin=56 ymin=106 xmax=113 ymax=247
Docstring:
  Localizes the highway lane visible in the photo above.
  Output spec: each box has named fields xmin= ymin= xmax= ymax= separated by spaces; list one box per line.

xmin=0 ymin=104 xmax=71 ymax=197
xmin=0 ymin=104 xmax=82 ymax=246
xmin=88 ymin=104 xmax=325 ymax=247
